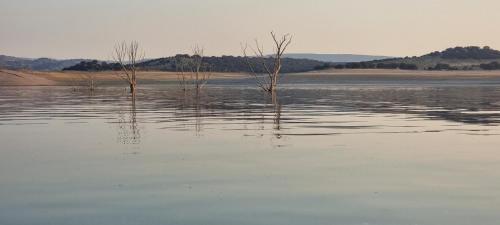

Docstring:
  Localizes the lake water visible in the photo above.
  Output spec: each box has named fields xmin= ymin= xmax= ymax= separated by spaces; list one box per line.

xmin=1 ymin=75 xmax=500 ymax=225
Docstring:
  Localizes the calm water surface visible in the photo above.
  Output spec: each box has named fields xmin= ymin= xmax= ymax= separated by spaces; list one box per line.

xmin=1 ymin=75 xmax=500 ymax=225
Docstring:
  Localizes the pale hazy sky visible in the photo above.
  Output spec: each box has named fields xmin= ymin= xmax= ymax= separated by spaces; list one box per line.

xmin=1 ymin=0 xmax=499 ymax=59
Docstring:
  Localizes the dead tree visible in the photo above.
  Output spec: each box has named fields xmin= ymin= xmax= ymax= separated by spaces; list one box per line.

xmin=113 ymin=41 xmax=144 ymax=93
xmin=175 ymin=45 xmax=211 ymax=92
xmin=175 ymin=57 xmax=190 ymax=92
xmin=192 ymin=46 xmax=211 ymax=91
xmin=242 ymin=32 xmax=292 ymax=93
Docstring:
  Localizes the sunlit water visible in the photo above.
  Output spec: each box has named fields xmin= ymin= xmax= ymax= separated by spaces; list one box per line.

xmin=1 ymin=75 xmax=500 ymax=225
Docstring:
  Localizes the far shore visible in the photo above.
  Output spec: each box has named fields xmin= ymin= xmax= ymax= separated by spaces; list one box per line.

xmin=3 ymin=69 xmax=500 ymax=86
xmin=306 ymin=69 xmax=500 ymax=77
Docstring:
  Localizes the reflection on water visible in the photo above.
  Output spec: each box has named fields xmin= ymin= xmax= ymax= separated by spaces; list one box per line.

xmin=2 ymin=85 xmax=500 ymax=130
xmin=1 ymin=78 xmax=500 ymax=225
xmin=273 ymin=95 xmax=282 ymax=138
xmin=116 ymin=95 xmax=140 ymax=145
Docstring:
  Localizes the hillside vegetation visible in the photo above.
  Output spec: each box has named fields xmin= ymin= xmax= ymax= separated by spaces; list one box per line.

xmin=63 ymin=55 xmax=326 ymax=73
xmin=335 ymin=46 xmax=500 ymax=70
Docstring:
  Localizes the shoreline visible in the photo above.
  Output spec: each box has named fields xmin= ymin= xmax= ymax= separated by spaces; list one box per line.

xmin=3 ymin=69 xmax=500 ymax=86
xmin=304 ymin=69 xmax=500 ymax=77
xmin=0 ymin=70 xmax=248 ymax=86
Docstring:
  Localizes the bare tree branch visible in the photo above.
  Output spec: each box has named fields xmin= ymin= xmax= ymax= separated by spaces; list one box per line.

xmin=112 ymin=41 xmax=144 ymax=93
xmin=242 ymin=31 xmax=292 ymax=93
xmin=176 ymin=45 xmax=211 ymax=92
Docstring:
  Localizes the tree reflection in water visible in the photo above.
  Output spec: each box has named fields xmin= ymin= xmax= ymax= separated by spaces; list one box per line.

xmin=253 ymin=92 xmax=286 ymax=148
xmin=117 ymin=94 xmax=141 ymax=145
xmin=272 ymin=92 xmax=283 ymax=139
xmin=194 ymin=92 xmax=203 ymax=136
xmin=174 ymin=90 xmax=208 ymax=136
xmin=170 ymin=89 xmax=285 ymax=145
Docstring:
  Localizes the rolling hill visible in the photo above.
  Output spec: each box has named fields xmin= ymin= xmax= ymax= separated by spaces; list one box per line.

xmin=0 ymin=55 xmax=85 ymax=71
xmin=5 ymin=46 xmax=500 ymax=73
xmin=63 ymin=55 xmax=328 ymax=73
xmin=339 ymin=46 xmax=500 ymax=70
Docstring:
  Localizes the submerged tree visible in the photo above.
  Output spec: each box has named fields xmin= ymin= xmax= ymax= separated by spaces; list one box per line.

xmin=117 ymin=95 xmax=141 ymax=145
xmin=113 ymin=41 xmax=144 ymax=94
xmin=175 ymin=56 xmax=190 ymax=92
xmin=80 ymin=73 xmax=95 ymax=91
xmin=191 ymin=46 xmax=211 ymax=91
xmin=176 ymin=45 xmax=211 ymax=92
xmin=242 ymin=31 xmax=292 ymax=93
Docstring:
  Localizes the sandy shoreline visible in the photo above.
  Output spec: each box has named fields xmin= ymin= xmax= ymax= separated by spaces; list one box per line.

xmin=2 ymin=69 xmax=500 ymax=86
xmin=0 ymin=70 xmax=247 ymax=86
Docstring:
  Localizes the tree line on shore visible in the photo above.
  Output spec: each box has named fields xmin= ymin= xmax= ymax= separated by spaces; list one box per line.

xmin=67 ymin=57 xmax=499 ymax=74
xmin=330 ymin=62 xmax=418 ymax=70
xmin=326 ymin=61 xmax=500 ymax=71
xmin=63 ymin=54 xmax=323 ymax=74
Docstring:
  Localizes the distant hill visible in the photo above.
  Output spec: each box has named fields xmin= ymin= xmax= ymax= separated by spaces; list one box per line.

xmin=284 ymin=53 xmax=392 ymax=63
xmin=9 ymin=46 xmax=500 ymax=72
xmin=335 ymin=46 xmax=500 ymax=70
xmin=336 ymin=46 xmax=500 ymax=70
xmin=64 ymin=55 xmax=327 ymax=73
xmin=0 ymin=55 xmax=84 ymax=71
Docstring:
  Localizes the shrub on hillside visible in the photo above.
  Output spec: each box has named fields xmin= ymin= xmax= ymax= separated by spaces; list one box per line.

xmin=480 ymin=61 xmax=500 ymax=70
